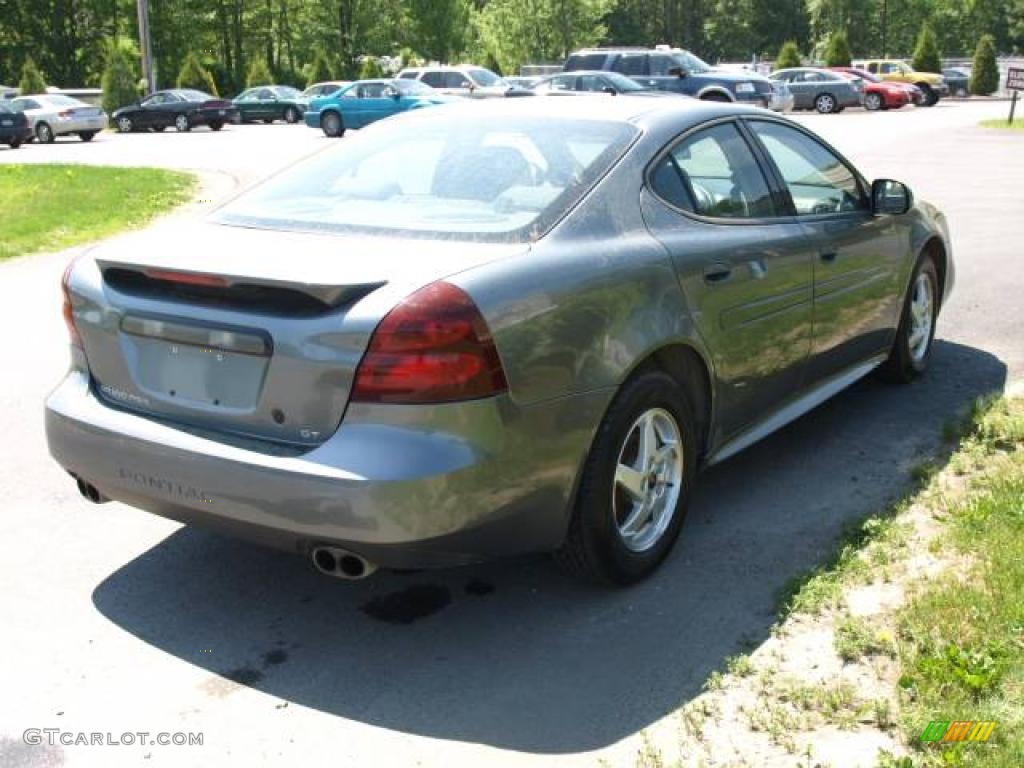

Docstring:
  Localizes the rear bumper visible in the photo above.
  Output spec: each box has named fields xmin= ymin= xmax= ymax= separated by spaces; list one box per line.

xmin=46 ymin=370 xmax=606 ymax=569
xmin=304 ymin=110 xmax=322 ymax=129
xmin=53 ymin=116 xmax=108 ymax=135
xmin=195 ymin=108 xmax=239 ymax=125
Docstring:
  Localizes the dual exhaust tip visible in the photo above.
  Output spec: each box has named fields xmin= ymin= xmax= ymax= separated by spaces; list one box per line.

xmin=311 ymin=546 xmax=377 ymax=580
xmin=75 ymin=476 xmax=109 ymax=504
xmin=70 ymin=475 xmax=375 ymax=581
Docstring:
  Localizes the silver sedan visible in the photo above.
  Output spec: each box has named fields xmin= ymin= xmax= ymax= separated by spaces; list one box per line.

xmin=9 ymin=93 xmax=108 ymax=143
xmin=47 ymin=97 xmax=951 ymax=585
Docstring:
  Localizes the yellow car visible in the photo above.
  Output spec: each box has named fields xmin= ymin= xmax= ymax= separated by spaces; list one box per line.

xmin=857 ymin=60 xmax=948 ymax=106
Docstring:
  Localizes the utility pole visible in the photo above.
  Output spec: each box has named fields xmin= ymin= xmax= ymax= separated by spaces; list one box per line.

xmin=880 ymin=0 xmax=888 ymax=57
xmin=137 ymin=0 xmax=156 ymax=94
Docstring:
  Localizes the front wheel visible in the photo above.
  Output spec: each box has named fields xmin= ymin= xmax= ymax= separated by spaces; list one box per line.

xmin=36 ymin=122 xmax=55 ymax=143
xmin=814 ymin=93 xmax=837 ymax=114
xmin=7 ymin=139 xmax=21 ymax=149
xmin=116 ymin=116 xmax=134 ymax=133
xmin=321 ymin=111 xmax=345 ymax=138
xmin=174 ymin=114 xmax=191 ymax=132
xmin=880 ymin=255 xmax=939 ymax=383
xmin=284 ymin=106 xmax=299 ymax=124
xmin=555 ymin=371 xmax=697 ymax=585
xmin=864 ymin=92 xmax=883 ymax=111
xmin=78 ymin=131 xmax=96 ymax=142
xmin=918 ymin=84 xmax=939 ymax=106
xmin=209 ymin=121 xmax=224 ymax=131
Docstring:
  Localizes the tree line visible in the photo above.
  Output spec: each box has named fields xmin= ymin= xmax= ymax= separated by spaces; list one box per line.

xmin=1 ymin=0 xmax=1022 ymax=97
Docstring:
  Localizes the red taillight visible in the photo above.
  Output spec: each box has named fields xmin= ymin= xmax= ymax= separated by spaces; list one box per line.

xmin=143 ymin=268 xmax=231 ymax=287
xmin=61 ymin=257 xmax=82 ymax=347
xmin=351 ymin=282 xmax=508 ymax=404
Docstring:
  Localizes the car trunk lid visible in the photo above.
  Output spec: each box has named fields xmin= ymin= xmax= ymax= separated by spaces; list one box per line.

xmin=73 ymin=221 xmax=526 ymax=449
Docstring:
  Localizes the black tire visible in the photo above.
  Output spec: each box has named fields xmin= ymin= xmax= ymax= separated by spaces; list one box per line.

xmin=880 ymin=255 xmax=939 ymax=383
xmin=814 ymin=93 xmax=838 ymax=114
xmin=555 ymin=371 xmax=697 ymax=585
xmin=36 ymin=122 xmax=55 ymax=143
xmin=918 ymin=84 xmax=939 ymax=107
xmin=321 ymin=111 xmax=345 ymax=138
xmin=174 ymin=114 xmax=191 ymax=132
xmin=78 ymin=131 xmax=96 ymax=142
xmin=209 ymin=121 xmax=224 ymax=131
xmin=864 ymin=92 xmax=883 ymax=111
xmin=284 ymin=106 xmax=299 ymax=124
xmin=8 ymin=139 xmax=21 ymax=149
xmin=700 ymin=91 xmax=731 ymax=103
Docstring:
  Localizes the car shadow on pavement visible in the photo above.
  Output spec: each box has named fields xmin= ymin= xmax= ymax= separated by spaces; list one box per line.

xmin=92 ymin=339 xmax=1006 ymax=755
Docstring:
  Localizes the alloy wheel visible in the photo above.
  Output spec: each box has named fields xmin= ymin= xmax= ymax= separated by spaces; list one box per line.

xmin=612 ymin=407 xmax=684 ymax=553
xmin=908 ymin=272 xmax=934 ymax=363
xmin=816 ymin=94 xmax=836 ymax=114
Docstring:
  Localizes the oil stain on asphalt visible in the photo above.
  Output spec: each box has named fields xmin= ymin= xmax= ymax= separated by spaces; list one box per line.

xmin=360 ymin=584 xmax=453 ymax=624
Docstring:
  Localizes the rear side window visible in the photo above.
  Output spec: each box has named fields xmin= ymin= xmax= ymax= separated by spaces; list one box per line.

xmin=565 ymin=53 xmax=607 ymax=71
xmin=650 ymin=122 xmax=776 ymax=219
xmin=612 ymin=54 xmax=647 ymax=76
xmin=442 ymin=72 xmax=471 ymax=89
xmin=420 ymin=72 xmax=444 ymax=88
xmin=649 ymin=54 xmax=677 ymax=76
xmin=748 ymin=121 xmax=867 ymax=216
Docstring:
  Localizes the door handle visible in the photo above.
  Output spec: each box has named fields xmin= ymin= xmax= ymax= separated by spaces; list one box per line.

xmin=820 ymin=251 xmax=838 ymax=263
xmin=703 ymin=263 xmax=733 ymax=284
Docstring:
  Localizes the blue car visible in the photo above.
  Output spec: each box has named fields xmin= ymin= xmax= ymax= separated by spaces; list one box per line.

xmin=305 ymin=78 xmax=453 ymax=137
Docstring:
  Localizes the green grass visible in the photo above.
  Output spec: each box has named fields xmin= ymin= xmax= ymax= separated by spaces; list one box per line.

xmin=0 ymin=164 xmax=195 ymax=260
xmin=979 ymin=118 xmax=1024 ymax=131
xmin=894 ymin=397 xmax=1024 ymax=767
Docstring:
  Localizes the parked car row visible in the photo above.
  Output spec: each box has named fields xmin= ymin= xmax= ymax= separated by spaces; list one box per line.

xmin=0 ymin=50 xmax=981 ymax=149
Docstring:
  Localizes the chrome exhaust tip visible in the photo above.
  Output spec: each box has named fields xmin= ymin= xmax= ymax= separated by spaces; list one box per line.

xmin=75 ymin=477 xmax=109 ymax=504
xmin=311 ymin=546 xmax=377 ymax=580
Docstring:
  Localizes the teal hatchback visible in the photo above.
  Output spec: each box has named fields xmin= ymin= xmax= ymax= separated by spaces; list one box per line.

xmin=304 ymin=78 xmax=453 ymax=137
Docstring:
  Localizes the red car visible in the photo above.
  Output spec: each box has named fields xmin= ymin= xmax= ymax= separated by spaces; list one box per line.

xmin=830 ymin=67 xmax=920 ymax=110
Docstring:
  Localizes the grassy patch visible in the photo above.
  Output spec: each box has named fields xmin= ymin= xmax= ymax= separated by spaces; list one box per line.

xmin=895 ymin=397 xmax=1024 ymax=767
xmin=0 ymin=164 xmax=194 ymax=260
xmin=979 ymin=118 xmax=1024 ymax=131
xmin=834 ymin=614 xmax=896 ymax=662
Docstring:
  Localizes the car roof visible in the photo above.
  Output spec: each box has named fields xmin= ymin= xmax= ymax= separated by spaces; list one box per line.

xmin=393 ymin=92 xmax=755 ymax=130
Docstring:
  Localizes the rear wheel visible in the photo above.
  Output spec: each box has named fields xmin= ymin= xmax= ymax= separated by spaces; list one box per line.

xmin=36 ymin=122 xmax=55 ymax=143
xmin=864 ymin=92 xmax=883 ymax=111
xmin=814 ymin=93 xmax=837 ymax=114
xmin=174 ymin=114 xmax=191 ymax=132
xmin=700 ymin=91 xmax=731 ymax=102
xmin=321 ymin=111 xmax=345 ymax=138
xmin=78 ymin=131 xmax=96 ymax=142
xmin=555 ymin=371 xmax=697 ymax=585
xmin=918 ymin=84 xmax=939 ymax=106
xmin=284 ymin=106 xmax=299 ymax=124
xmin=7 ymin=139 xmax=21 ymax=149
xmin=209 ymin=121 xmax=224 ymax=131
xmin=880 ymin=255 xmax=939 ymax=383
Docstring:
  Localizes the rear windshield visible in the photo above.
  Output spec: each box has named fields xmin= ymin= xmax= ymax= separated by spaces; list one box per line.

xmin=213 ymin=112 xmax=638 ymax=242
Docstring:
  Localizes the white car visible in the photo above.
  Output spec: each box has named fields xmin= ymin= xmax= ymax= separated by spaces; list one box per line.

xmin=396 ymin=65 xmax=512 ymax=98
xmin=9 ymin=94 xmax=108 ymax=143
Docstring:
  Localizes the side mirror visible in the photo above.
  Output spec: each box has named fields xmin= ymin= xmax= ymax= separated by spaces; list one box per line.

xmin=603 ymin=86 xmax=618 ymax=95
xmin=383 ymin=87 xmax=399 ymax=100
xmin=872 ymin=179 xmax=912 ymax=215
xmin=667 ymin=66 xmax=687 ymax=78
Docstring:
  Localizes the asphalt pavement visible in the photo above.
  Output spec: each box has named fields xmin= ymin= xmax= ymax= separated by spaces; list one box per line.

xmin=0 ymin=101 xmax=1021 ymax=768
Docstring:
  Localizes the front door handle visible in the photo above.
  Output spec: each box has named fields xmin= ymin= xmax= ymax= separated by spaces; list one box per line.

xmin=703 ymin=263 xmax=733 ymax=284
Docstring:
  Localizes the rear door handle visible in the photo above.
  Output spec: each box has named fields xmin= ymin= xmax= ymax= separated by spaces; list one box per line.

xmin=703 ymin=263 xmax=733 ymax=284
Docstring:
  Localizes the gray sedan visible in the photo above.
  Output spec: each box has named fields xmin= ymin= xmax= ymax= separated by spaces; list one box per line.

xmin=770 ymin=67 xmax=863 ymax=113
xmin=9 ymin=93 xmax=108 ymax=142
xmin=47 ymin=97 xmax=951 ymax=585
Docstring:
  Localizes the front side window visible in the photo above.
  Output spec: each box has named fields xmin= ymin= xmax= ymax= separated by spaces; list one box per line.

xmin=579 ymin=75 xmax=606 ymax=92
xmin=649 ymin=122 xmax=775 ymax=219
xmin=443 ymin=72 xmax=472 ymax=89
xmin=748 ymin=121 xmax=867 ymax=216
